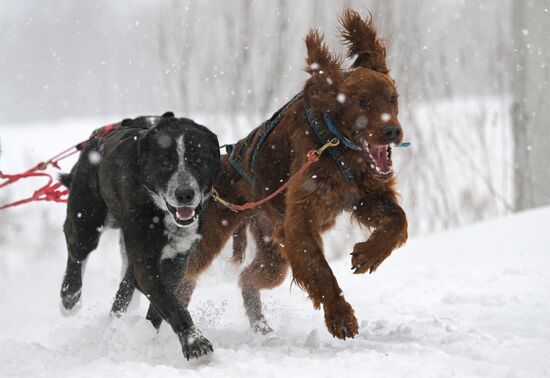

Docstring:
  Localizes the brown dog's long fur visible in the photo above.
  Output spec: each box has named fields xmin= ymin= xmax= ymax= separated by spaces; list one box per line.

xmin=182 ymin=9 xmax=408 ymax=339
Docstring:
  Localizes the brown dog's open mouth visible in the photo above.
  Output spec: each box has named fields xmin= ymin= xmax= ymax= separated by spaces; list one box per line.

xmin=362 ymin=140 xmax=393 ymax=178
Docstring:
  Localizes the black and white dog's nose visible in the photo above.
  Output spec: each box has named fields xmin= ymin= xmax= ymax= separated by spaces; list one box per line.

xmin=175 ymin=188 xmax=195 ymax=204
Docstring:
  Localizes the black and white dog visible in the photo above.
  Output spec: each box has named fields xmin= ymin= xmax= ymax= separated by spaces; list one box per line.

xmin=59 ymin=112 xmax=220 ymax=360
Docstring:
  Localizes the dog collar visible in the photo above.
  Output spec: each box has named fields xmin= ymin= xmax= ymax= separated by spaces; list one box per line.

xmin=303 ymin=100 xmax=357 ymax=181
xmin=322 ymin=112 xmax=362 ymax=151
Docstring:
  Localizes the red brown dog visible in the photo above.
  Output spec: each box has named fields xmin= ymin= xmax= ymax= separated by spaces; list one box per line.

xmin=181 ymin=10 xmax=408 ymax=339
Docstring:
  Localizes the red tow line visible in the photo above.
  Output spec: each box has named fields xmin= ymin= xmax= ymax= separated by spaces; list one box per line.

xmin=0 ymin=124 xmax=116 ymax=210
xmin=211 ymin=138 xmax=341 ymax=212
xmin=1 ymin=127 xmax=339 ymax=213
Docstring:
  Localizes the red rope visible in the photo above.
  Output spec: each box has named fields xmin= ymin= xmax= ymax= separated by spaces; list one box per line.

xmin=210 ymin=143 xmax=339 ymax=213
xmin=0 ymin=145 xmax=81 ymax=210
xmin=212 ymin=139 xmax=340 ymax=212
xmin=0 ymin=170 xmax=70 ymax=210
xmin=228 ymin=150 xmax=320 ymax=211
xmin=0 ymin=123 xmax=116 ymax=211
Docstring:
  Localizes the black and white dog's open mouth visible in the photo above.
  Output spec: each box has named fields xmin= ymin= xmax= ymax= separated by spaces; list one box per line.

xmin=166 ymin=202 xmax=202 ymax=226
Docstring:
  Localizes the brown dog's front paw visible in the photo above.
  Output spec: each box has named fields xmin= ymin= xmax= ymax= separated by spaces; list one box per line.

xmin=324 ymin=300 xmax=359 ymax=340
xmin=351 ymin=242 xmax=388 ymax=274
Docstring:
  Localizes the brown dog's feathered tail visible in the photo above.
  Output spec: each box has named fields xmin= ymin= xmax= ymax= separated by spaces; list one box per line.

xmin=230 ymin=222 xmax=248 ymax=265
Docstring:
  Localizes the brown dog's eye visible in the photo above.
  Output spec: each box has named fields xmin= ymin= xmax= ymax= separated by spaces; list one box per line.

xmin=359 ymin=99 xmax=369 ymax=108
xmin=390 ymin=95 xmax=398 ymax=104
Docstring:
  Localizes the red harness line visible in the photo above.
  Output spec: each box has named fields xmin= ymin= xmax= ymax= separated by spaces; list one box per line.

xmin=0 ymin=124 xmax=339 ymax=213
xmin=211 ymin=138 xmax=340 ymax=212
xmin=0 ymin=124 xmax=115 ymax=211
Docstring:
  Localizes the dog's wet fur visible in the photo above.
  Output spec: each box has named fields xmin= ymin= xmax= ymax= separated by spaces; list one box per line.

xmin=59 ymin=112 xmax=220 ymax=360
xmin=179 ymin=10 xmax=408 ymax=340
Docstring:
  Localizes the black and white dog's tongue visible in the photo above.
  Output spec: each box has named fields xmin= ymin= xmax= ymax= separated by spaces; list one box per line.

xmin=176 ymin=206 xmax=195 ymax=221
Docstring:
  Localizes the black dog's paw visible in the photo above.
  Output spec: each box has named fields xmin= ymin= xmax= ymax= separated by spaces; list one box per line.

xmin=60 ymin=276 xmax=82 ymax=312
xmin=60 ymin=258 xmax=84 ymax=312
xmin=178 ymin=326 xmax=213 ymax=360
xmin=60 ymin=284 xmax=82 ymax=314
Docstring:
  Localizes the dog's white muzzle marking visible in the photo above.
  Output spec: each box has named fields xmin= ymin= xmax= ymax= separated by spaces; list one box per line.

xmin=147 ymin=134 xmax=203 ymax=228
xmin=168 ymin=136 xmax=201 ymax=204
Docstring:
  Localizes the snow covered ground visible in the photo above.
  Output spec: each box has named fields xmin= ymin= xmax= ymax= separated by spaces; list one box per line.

xmin=1 ymin=202 xmax=549 ymax=378
xmin=1 ymin=121 xmax=549 ymax=377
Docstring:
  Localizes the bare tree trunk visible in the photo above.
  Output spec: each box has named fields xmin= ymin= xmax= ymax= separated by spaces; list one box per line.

xmin=261 ymin=0 xmax=289 ymax=115
xmin=225 ymin=0 xmax=253 ymax=118
xmin=158 ymin=0 xmax=194 ymax=113
xmin=512 ymin=0 xmax=550 ymax=210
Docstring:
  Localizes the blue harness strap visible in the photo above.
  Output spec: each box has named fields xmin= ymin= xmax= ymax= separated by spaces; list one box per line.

xmin=303 ymin=101 xmax=357 ymax=181
xmin=226 ymin=92 xmax=360 ymax=183
xmin=228 ymin=92 xmax=304 ymax=182
xmin=227 ymin=132 xmax=256 ymax=182
xmin=249 ymin=92 xmax=304 ymax=176
xmin=322 ymin=113 xmax=362 ymax=151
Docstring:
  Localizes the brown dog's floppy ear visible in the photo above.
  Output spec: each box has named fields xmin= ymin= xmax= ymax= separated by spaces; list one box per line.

xmin=340 ymin=9 xmax=389 ymax=74
xmin=304 ymin=29 xmax=343 ymax=94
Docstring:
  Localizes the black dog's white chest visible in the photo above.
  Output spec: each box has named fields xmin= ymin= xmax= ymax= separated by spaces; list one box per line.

xmin=161 ymin=215 xmax=201 ymax=260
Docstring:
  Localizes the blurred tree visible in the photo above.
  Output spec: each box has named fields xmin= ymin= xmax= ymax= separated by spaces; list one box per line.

xmin=512 ymin=1 xmax=550 ymax=210
xmin=0 ymin=0 xmax=521 ymax=236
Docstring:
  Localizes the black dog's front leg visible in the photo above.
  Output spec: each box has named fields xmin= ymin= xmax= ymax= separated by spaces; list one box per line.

xmin=124 ymin=231 xmax=213 ymax=360
xmin=145 ymin=254 xmax=189 ymax=329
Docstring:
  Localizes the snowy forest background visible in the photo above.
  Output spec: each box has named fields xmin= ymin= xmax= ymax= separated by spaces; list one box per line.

xmin=2 ymin=0 xmax=548 ymax=240
xmin=1 ymin=1 xmax=550 ymax=377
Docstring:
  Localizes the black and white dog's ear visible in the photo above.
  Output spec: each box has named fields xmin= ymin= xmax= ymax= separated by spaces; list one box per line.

xmin=192 ymin=124 xmax=220 ymax=151
xmin=162 ymin=111 xmax=175 ymax=118
xmin=136 ymin=126 xmax=158 ymax=159
xmin=136 ymin=133 xmax=150 ymax=161
xmin=193 ymin=124 xmax=221 ymax=182
xmin=206 ymin=128 xmax=220 ymax=150
xmin=208 ymin=130 xmax=222 ymax=181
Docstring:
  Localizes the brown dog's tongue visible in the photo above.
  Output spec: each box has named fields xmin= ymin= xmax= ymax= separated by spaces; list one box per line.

xmin=371 ymin=145 xmax=385 ymax=163
xmin=370 ymin=145 xmax=391 ymax=171
xmin=176 ymin=206 xmax=195 ymax=221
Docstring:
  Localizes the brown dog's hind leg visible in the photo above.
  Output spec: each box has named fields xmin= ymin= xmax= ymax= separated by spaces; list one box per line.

xmin=230 ymin=222 xmax=248 ymax=265
xmin=239 ymin=216 xmax=288 ymax=334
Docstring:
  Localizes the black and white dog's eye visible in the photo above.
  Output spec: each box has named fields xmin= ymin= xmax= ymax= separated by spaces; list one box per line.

xmin=162 ymin=157 xmax=175 ymax=168
xmin=359 ymin=99 xmax=369 ymax=108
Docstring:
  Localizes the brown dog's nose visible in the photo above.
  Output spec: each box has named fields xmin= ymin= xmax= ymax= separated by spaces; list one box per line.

xmin=382 ymin=125 xmax=401 ymax=143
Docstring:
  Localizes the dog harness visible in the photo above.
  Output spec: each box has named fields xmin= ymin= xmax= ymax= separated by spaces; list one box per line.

xmin=227 ymin=92 xmax=305 ymax=182
xmin=226 ymin=92 xmax=359 ymax=183
xmin=302 ymin=100 xmax=358 ymax=181
xmin=0 ymin=117 xmax=162 ymax=210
